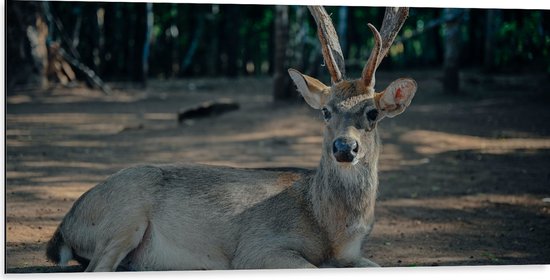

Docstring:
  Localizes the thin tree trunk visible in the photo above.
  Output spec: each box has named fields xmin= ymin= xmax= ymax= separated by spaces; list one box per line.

xmin=206 ymin=4 xmax=220 ymax=76
xmin=142 ymin=2 xmax=153 ymax=85
xmin=221 ymin=5 xmax=239 ymax=77
xmin=338 ymin=6 xmax=348 ymax=58
xmin=273 ymin=5 xmax=292 ymax=101
xmin=181 ymin=17 xmax=205 ymax=74
xmin=484 ymin=9 xmax=501 ymax=71
xmin=443 ymin=8 xmax=463 ymax=94
xmin=25 ymin=5 xmax=49 ymax=88
xmin=294 ymin=6 xmax=306 ymax=70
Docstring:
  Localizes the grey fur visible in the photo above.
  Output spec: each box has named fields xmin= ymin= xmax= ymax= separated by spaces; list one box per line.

xmin=46 ymin=76 xmax=415 ymax=272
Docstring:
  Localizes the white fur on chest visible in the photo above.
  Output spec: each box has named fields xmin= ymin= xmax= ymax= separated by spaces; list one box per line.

xmin=333 ymin=222 xmax=372 ymax=263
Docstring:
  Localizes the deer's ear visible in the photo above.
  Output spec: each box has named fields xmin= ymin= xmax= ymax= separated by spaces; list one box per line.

xmin=288 ymin=68 xmax=330 ymax=109
xmin=375 ymin=78 xmax=417 ymax=118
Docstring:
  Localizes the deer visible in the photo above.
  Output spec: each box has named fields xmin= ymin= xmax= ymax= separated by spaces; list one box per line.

xmin=46 ymin=6 xmax=416 ymax=272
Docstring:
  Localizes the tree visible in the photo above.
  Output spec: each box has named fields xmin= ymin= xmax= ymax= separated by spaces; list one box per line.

xmin=442 ymin=8 xmax=464 ymax=94
xmin=7 ymin=1 xmax=49 ymax=90
xmin=273 ymin=5 xmax=293 ymax=101
xmin=219 ymin=5 xmax=239 ymax=77
xmin=483 ymin=9 xmax=501 ymax=71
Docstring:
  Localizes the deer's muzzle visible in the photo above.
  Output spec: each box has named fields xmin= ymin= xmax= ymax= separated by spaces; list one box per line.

xmin=332 ymin=137 xmax=358 ymax=163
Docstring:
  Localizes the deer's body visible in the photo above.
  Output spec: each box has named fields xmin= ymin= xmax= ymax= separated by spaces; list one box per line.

xmin=47 ymin=80 xmax=384 ymax=272
xmin=54 ymin=164 xmax=323 ymax=270
xmin=49 ymin=157 xmax=379 ymax=270
xmin=46 ymin=7 xmax=416 ymax=272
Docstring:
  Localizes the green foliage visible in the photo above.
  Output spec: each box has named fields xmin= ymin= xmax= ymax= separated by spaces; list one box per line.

xmin=42 ymin=2 xmax=550 ymax=80
xmin=492 ymin=10 xmax=549 ymax=72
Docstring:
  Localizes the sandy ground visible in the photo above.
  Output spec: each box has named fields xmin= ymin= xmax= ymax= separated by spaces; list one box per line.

xmin=5 ymin=70 xmax=550 ymax=273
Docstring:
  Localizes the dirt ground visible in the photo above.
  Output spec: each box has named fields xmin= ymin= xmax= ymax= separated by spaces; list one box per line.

xmin=5 ymin=69 xmax=550 ymax=273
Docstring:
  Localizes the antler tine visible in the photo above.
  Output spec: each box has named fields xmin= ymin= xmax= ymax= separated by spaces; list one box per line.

xmin=361 ymin=7 xmax=409 ymax=89
xmin=308 ymin=6 xmax=345 ymax=84
xmin=376 ymin=7 xmax=409 ymax=68
xmin=361 ymin=24 xmax=382 ymax=89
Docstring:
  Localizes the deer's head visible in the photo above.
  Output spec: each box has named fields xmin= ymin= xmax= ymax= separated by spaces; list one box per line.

xmin=289 ymin=7 xmax=417 ymax=166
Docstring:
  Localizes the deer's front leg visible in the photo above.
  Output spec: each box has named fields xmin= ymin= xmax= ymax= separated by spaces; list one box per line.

xmin=322 ymin=257 xmax=380 ymax=268
xmin=349 ymin=257 xmax=380 ymax=267
xmin=232 ymin=249 xmax=317 ymax=269
xmin=263 ymin=250 xmax=318 ymax=269
xmin=330 ymin=231 xmax=380 ymax=268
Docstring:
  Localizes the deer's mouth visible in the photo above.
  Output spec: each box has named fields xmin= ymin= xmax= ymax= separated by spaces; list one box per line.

xmin=332 ymin=153 xmax=361 ymax=166
xmin=332 ymin=137 xmax=360 ymax=165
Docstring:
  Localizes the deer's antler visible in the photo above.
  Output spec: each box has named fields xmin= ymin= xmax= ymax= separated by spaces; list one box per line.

xmin=308 ymin=6 xmax=345 ymax=84
xmin=362 ymin=7 xmax=409 ymax=89
xmin=308 ymin=6 xmax=409 ymax=89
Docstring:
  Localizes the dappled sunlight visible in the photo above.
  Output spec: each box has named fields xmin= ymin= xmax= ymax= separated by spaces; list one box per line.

xmin=198 ymin=128 xmax=309 ymax=143
xmin=7 ymin=95 xmax=33 ymax=104
xmin=6 ymin=113 xmax=141 ymax=137
xmin=7 ymin=223 xmax=59 ymax=244
xmin=6 ymin=86 xmax=146 ymax=105
xmin=22 ymin=160 xmax=111 ymax=169
xmin=294 ymin=135 xmax=322 ymax=145
xmin=400 ymin=130 xmax=550 ymax=155
xmin=379 ymin=143 xmax=409 ymax=171
xmin=8 ymin=183 xmax=96 ymax=201
xmin=6 ymin=140 xmax=34 ymax=147
xmin=382 ymin=193 xmax=545 ymax=211
xmin=7 ymin=113 xmax=135 ymax=125
xmin=143 ymin=113 xmax=176 ymax=121
xmin=6 ymin=129 xmax=32 ymax=136
xmin=35 ymin=184 xmax=95 ymax=200
xmin=30 ymin=174 xmax=107 ymax=184
xmin=6 ymin=71 xmax=550 ymax=269
xmin=51 ymin=140 xmax=109 ymax=148
xmin=7 ymin=171 xmax=45 ymax=179
xmin=370 ymin=192 xmax=548 ymax=266
xmin=6 ymin=183 xmax=92 ymax=247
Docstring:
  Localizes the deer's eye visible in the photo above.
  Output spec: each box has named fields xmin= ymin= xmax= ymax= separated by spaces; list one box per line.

xmin=322 ymin=107 xmax=332 ymax=121
xmin=366 ymin=109 xmax=379 ymax=121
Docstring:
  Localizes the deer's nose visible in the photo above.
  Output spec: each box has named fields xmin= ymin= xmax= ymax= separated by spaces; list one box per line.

xmin=332 ymin=137 xmax=358 ymax=163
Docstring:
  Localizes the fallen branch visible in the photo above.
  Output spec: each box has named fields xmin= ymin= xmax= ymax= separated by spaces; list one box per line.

xmin=178 ymin=99 xmax=240 ymax=124
xmin=57 ymin=47 xmax=113 ymax=95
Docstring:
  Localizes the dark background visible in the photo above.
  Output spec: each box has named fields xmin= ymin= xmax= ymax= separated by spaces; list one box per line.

xmin=6 ymin=1 xmax=550 ymax=96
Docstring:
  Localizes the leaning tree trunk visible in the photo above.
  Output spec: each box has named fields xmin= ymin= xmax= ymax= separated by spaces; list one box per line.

xmin=443 ymin=8 xmax=463 ymax=94
xmin=273 ymin=5 xmax=293 ymax=101
xmin=7 ymin=1 xmax=49 ymax=90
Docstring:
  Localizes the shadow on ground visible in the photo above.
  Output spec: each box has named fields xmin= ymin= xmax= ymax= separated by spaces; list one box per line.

xmin=5 ymin=70 xmax=550 ymax=272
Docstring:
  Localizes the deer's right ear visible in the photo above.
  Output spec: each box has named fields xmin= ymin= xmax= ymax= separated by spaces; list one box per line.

xmin=288 ymin=68 xmax=330 ymax=109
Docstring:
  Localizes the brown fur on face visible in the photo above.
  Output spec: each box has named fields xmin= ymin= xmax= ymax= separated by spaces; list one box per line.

xmin=331 ymin=80 xmax=373 ymax=99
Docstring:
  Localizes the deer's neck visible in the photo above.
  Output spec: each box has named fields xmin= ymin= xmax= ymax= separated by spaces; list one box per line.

xmin=309 ymin=142 xmax=379 ymax=239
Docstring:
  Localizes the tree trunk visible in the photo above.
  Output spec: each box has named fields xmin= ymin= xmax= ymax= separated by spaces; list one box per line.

xmin=273 ymin=5 xmax=292 ymax=101
xmin=206 ymin=4 xmax=220 ymax=76
xmin=338 ymin=6 xmax=348 ymax=58
xmin=443 ymin=8 xmax=463 ymax=94
xmin=142 ymin=2 xmax=153 ymax=85
xmin=220 ymin=5 xmax=239 ymax=77
xmin=484 ymin=9 xmax=501 ymax=71
xmin=7 ymin=1 xmax=49 ymax=89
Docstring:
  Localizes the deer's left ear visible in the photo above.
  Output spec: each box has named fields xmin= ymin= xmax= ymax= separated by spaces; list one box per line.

xmin=375 ymin=78 xmax=417 ymax=118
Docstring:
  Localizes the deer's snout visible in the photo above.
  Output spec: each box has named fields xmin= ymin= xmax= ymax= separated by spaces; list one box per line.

xmin=332 ymin=137 xmax=359 ymax=163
